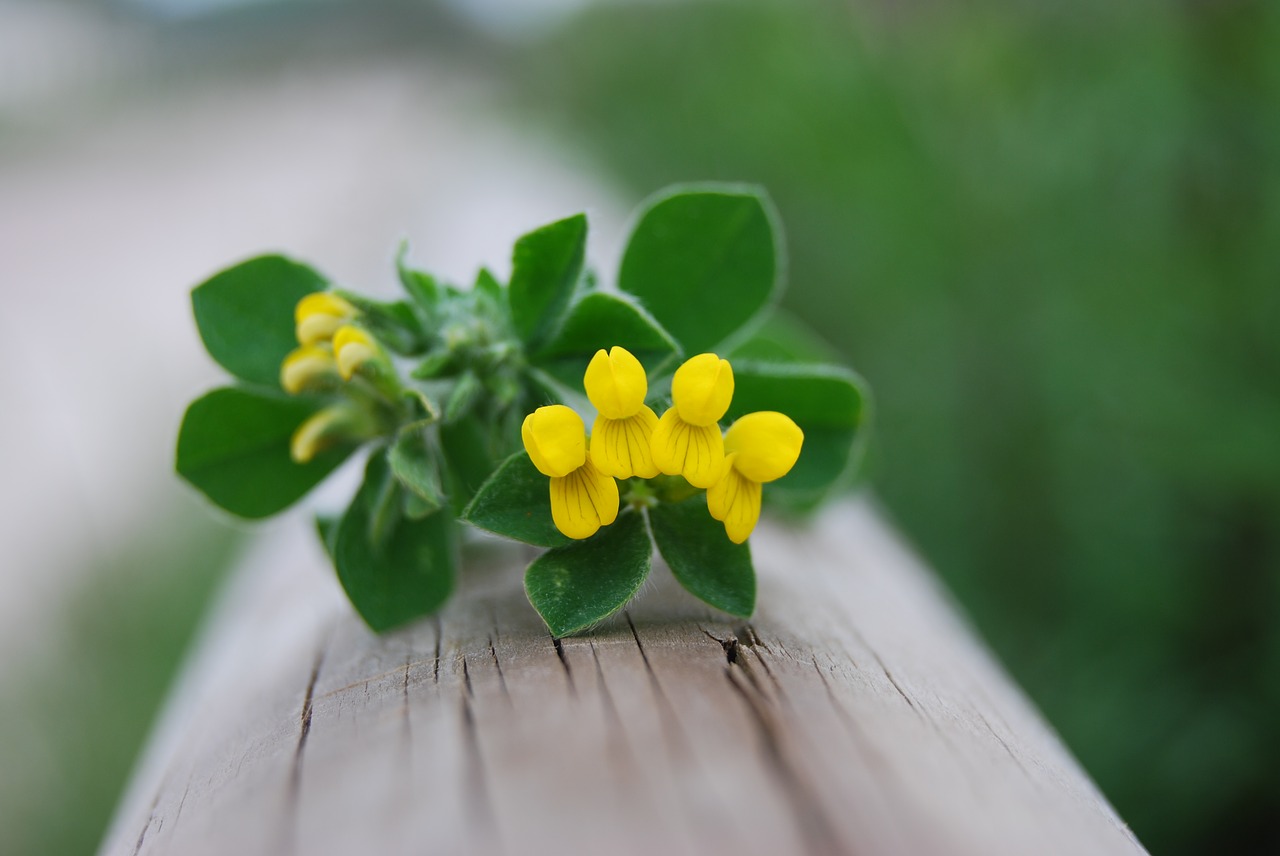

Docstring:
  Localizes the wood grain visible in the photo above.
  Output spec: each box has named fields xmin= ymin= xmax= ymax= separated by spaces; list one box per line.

xmin=99 ymin=499 xmax=1146 ymax=856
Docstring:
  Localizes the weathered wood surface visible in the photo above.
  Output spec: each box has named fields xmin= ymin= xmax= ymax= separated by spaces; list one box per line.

xmin=100 ymin=498 xmax=1146 ymax=856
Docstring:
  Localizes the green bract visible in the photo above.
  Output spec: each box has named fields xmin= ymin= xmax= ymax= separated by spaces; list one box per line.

xmin=175 ymin=183 xmax=871 ymax=636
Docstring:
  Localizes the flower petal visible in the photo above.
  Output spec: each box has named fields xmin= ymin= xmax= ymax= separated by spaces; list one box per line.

xmin=332 ymin=325 xmax=380 ymax=380
xmin=295 ymin=293 xmax=357 ymax=345
xmin=290 ymin=405 xmax=357 ymax=464
xmin=724 ymin=411 xmax=805 ymax=483
xmin=522 ymin=405 xmax=587 ymax=478
xmin=280 ymin=345 xmax=338 ymax=394
xmin=706 ymin=460 xmax=762 ymax=544
xmin=549 ymin=459 xmax=619 ymax=539
xmin=671 ymin=353 xmax=734 ymax=427
xmin=584 ymin=346 xmax=648 ymax=419
xmin=590 ymin=407 xmax=660 ymax=479
xmin=651 ymin=407 xmax=725 ymax=488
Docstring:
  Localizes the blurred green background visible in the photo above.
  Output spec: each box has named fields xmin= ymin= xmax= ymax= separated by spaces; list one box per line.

xmin=1 ymin=1 xmax=1276 ymax=854
xmin=513 ymin=2 xmax=1280 ymax=853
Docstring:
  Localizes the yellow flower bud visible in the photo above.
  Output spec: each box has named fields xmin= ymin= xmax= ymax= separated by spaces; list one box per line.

xmin=723 ymin=411 xmax=804 ymax=484
xmin=280 ymin=345 xmax=338 ymax=395
xmin=522 ymin=405 xmax=587 ymax=478
xmin=584 ymin=346 xmax=648 ymax=419
xmin=332 ymin=325 xmax=379 ymax=381
xmin=671 ymin=353 xmax=734 ymax=427
xmin=295 ymin=292 xmax=357 ymax=346
xmin=290 ymin=405 xmax=358 ymax=464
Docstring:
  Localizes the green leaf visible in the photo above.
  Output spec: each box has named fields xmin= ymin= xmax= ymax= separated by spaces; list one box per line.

xmin=475 ymin=267 xmax=504 ymax=304
xmin=191 ymin=255 xmax=327 ymax=386
xmin=728 ymin=311 xmax=841 ymax=364
xmin=648 ymin=496 xmax=755 ymax=617
xmin=334 ymin=454 xmax=457 ymax=632
xmin=176 ymin=386 xmax=352 ymax=518
xmin=508 ymin=213 xmax=587 ymax=348
xmin=387 ymin=422 xmax=445 ymax=513
xmin=461 ymin=452 xmax=571 ymax=548
xmin=397 ymin=243 xmax=441 ymax=318
xmin=534 ymin=292 xmax=681 ymax=388
xmin=726 ymin=361 xmax=871 ymax=508
xmin=439 ymin=415 xmax=500 ymax=515
xmin=618 ymin=185 xmax=780 ymax=354
xmin=316 ymin=513 xmax=340 ymax=559
xmin=444 ymin=371 xmax=484 ymax=423
xmin=410 ymin=350 xmax=458 ymax=380
xmin=525 ymin=512 xmax=652 ymax=637
xmin=334 ymin=291 xmax=426 ymax=355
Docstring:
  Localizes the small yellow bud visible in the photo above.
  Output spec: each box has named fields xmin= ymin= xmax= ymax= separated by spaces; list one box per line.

xmin=332 ymin=325 xmax=379 ymax=381
xmin=280 ymin=345 xmax=338 ymax=395
xmin=296 ymin=292 xmax=357 ymax=345
xmin=671 ymin=353 xmax=734 ymax=427
xmin=723 ymin=411 xmax=804 ymax=484
xmin=290 ymin=405 xmax=357 ymax=464
xmin=584 ymin=346 xmax=648 ymax=419
xmin=522 ymin=405 xmax=587 ymax=478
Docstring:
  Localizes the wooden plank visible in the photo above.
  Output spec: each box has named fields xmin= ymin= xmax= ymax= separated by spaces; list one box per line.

xmin=99 ymin=499 xmax=1146 ymax=856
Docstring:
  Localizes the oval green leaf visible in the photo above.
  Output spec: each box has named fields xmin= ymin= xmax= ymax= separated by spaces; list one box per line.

xmin=618 ymin=185 xmax=781 ymax=354
xmin=533 ymin=292 xmax=681 ymax=388
xmin=649 ymin=497 xmax=755 ymax=617
xmin=191 ymin=255 xmax=328 ymax=386
xmin=508 ymin=213 xmax=587 ymax=349
xmin=461 ymin=452 xmax=570 ymax=548
xmin=175 ymin=386 xmax=352 ymax=518
xmin=334 ymin=453 xmax=457 ymax=633
xmin=387 ymin=421 xmax=445 ymax=514
xmin=525 ymin=511 xmax=652 ymax=637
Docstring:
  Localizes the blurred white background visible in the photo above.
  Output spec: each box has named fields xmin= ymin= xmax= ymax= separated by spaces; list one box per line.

xmin=0 ymin=2 xmax=623 ymax=852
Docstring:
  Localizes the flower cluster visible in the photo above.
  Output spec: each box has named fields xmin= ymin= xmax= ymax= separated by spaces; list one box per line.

xmin=279 ymin=293 xmax=395 ymax=463
xmin=523 ymin=347 xmax=803 ymax=544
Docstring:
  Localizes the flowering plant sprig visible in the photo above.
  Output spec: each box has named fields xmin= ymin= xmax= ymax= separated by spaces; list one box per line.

xmin=176 ymin=184 xmax=871 ymax=636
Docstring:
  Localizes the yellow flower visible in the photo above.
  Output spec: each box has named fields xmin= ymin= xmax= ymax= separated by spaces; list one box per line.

xmin=295 ymin=292 xmax=357 ymax=346
xmin=584 ymin=347 xmax=660 ymax=479
xmin=280 ymin=345 xmax=338 ymax=394
xmin=332 ymin=325 xmax=381 ymax=381
xmin=651 ymin=353 xmax=734 ymax=488
xmin=707 ymin=411 xmax=804 ymax=543
xmin=290 ymin=404 xmax=362 ymax=464
xmin=522 ymin=405 xmax=619 ymax=540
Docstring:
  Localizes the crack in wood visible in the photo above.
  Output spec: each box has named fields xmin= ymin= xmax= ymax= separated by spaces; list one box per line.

xmin=432 ymin=614 xmax=443 ymax=685
xmin=487 ymin=635 xmax=513 ymax=707
xmin=173 ymin=781 xmax=190 ymax=827
xmin=701 ymin=628 xmax=739 ymax=664
xmin=401 ymin=655 xmax=413 ymax=743
xmin=870 ymin=649 xmax=919 ymax=715
xmin=290 ymin=650 xmax=323 ymax=792
xmin=130 ymin=790 xmax=161 ymax=855
xmin=589 ymin=641 xmax=624 ymax=737
xmin=458 ymin=656 xmax=501 ymax=852
xmin=624 ymin=611 xmax=694 ymax=763
xmin=552 ymin=636 xmax=576 ymax=695
xmin=723 ymin=663 xmax=845 ymax=856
